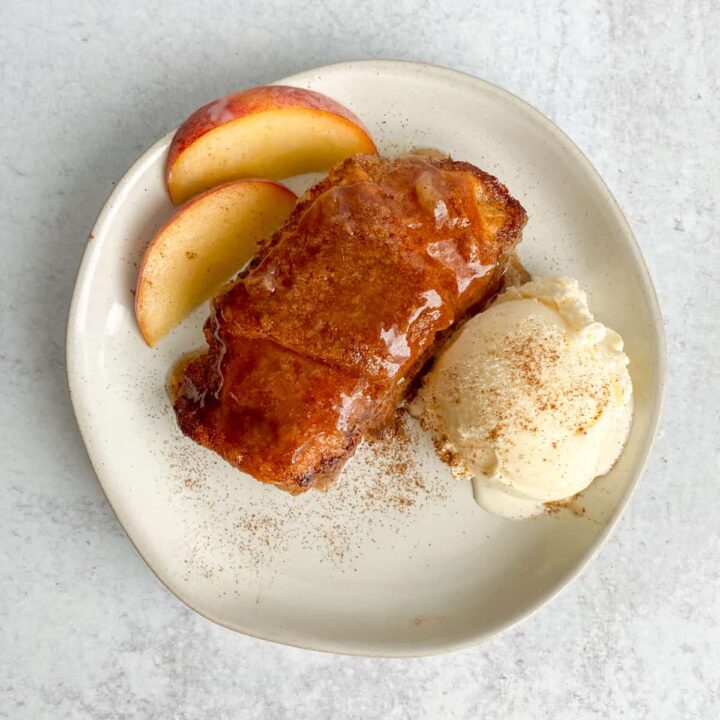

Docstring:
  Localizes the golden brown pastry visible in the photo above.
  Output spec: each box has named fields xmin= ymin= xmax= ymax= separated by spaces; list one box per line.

xmin=174 ymin=153 xmax=527 ymax=493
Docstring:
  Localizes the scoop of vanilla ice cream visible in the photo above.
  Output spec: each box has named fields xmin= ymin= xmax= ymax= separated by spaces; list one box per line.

xmin=420 ymin=277 xmax=633 ymax=519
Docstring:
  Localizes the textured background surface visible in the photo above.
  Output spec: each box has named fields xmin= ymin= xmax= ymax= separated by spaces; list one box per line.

xmin=1 ymin=1 xmax=718 ymax=718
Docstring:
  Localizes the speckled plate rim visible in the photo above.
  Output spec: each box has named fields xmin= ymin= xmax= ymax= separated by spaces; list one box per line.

xmin=66 ymin=59 xmax=666 ymax=657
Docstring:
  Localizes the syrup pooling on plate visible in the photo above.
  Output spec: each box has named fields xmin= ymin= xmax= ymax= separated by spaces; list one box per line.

xmin=168 ymin=351 xmax=205 ymax=402
xmin=174 ymin=154 xmax=527 ymax=492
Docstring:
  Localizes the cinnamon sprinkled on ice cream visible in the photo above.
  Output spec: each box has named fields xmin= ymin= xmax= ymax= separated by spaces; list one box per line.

xmin=415 ymin=277 xmax=633 ymax=519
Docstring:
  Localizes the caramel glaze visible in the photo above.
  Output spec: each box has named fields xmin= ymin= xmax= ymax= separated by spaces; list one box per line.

xmin=173 ymin=154 xmax=527 ymax=493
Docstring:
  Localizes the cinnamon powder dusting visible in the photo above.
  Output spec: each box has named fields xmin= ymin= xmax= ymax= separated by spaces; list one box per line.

xmin=423 ymin=315 xmax=612 ymax=481
xmin=166 ymin=409 xmax=452 ymax=583
xmin=360 ymin=412 xmax=446 ymax=511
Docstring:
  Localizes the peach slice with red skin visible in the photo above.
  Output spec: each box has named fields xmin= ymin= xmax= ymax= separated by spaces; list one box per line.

xmin=166 ymin=85 xmax=377 ymax=204
xmin=135 ymin=179 xmax=296 ymax=346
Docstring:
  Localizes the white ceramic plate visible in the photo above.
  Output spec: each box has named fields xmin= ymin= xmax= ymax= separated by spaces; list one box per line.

xmin=66 ymin=60 xmax=664 ymax=656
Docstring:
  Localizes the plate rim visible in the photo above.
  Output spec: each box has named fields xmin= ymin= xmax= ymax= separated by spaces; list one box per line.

xmin=65 ymin=59 xmax=666 ymax=657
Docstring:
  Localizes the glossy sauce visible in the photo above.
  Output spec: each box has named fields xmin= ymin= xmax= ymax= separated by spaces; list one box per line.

xmin=219 ymin=157 xmax=500 ymax=382
xmin=167 ymin=350 xmax=204 ymax=402
xmin=173 ymin=154 xmax=526 ymax=492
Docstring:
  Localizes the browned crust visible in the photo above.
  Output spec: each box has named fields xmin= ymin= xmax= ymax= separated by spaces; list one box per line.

xmin=243 ymin=153 xmax=526 ymax=279
xmin=174 ymin=153 xmax=527 ymax=493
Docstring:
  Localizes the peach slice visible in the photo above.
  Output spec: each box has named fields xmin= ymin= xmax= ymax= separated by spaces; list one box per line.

xmin=166 ymin=85 xmax=377 ymax=204
xmin=135 ymin=179 xmax=296 ymax=346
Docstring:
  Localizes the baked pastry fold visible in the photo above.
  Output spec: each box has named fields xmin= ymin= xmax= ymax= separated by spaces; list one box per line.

xmin=174 ymin=154 xmax=527 ymax=493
